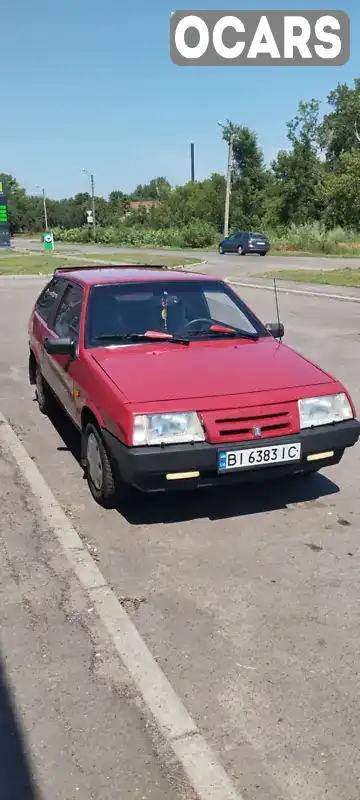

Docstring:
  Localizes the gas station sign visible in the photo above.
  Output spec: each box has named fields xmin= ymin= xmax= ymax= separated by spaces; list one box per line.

xmin=0 ymin=180 xmax=11 ymax=247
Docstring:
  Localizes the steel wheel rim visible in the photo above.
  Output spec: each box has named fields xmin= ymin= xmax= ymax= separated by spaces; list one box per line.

xmin=87 ymin=433 xmax=103 ymax=491
xmin=36 ymin=369 xmax=44 ymax=405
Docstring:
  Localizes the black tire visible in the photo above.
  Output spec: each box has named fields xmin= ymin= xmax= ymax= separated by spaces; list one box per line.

xmin=237 ymin=245 xmax=245 ymax=255
xmin=219 ymin=245 xmax=225 ymax=254
xmin=84 ymin=422 xmax=117 ymax=508
xmin=35 ymin=363 xmax=55 ymax=415
xmin=260 ymin=252 xmax=266 ymax=257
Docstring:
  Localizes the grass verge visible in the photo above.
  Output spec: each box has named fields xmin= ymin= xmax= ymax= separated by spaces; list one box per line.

xmin=85 ymin=252 xmax=202 ymax=267
xmin=260 ymin=268 xmax=360 ymax=288
xmin=0 ymin=252 xmax=201 ymax=276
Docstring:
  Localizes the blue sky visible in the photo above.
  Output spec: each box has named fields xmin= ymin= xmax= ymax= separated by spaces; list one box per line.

xmin=3 ymin=0 xmax=359 ymax=199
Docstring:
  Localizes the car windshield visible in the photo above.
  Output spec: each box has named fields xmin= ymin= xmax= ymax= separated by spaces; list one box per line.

xmin=84 ymin=279 xmax=269 ymax=348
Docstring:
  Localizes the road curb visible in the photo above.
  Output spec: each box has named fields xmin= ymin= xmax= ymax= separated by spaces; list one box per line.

xmin=226 ymin=278 xmax=360 ymax=304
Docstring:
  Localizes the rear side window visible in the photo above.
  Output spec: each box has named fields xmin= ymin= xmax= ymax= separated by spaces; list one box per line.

xmin=53 ymin=283 xmax=83 ymax=340
xmin=36 ymin=278 xmax=65 ymax=324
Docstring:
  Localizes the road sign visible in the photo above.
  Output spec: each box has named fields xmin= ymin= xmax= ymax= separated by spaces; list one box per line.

xmin=42 ymin=232 xmax=54 ymax=252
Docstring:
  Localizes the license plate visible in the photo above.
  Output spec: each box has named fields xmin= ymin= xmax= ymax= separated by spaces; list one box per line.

xmin=256 ymin=241 xmax=266 ymax=245
xmin=218 ymin=443 xmax=301 ymax=472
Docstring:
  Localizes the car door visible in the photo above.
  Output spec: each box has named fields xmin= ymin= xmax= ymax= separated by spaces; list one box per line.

xmin=31 ymin=277 xmax=67 ymax=373
xmin=44 ymin=282 xmax=84 ymax=418
xmin=228 ymin=233 xmax=242 ymax=252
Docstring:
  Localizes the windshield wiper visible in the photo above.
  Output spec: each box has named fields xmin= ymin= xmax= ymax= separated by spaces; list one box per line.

xmin=189 ymin=329 xmax=259 ymax=341
xmin=95 ymin=332 xmax=190 ymax=346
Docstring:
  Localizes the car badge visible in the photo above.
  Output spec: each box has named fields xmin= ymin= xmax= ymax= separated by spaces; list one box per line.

xmin=253 ymin=426 xmax=261 ymax=438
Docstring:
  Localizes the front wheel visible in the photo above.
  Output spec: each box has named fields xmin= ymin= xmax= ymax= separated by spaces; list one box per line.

xmin=219 ymin=245 xmax=225 ymax=254
xmin=84 ymin=423 xmax=117 ymax=508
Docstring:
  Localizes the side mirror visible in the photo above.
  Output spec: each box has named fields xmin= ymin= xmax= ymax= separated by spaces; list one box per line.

xmin=44 ymin=336 xmax=76 ymax=357
xmin=266 ymin=322 xmax=284 ymax=339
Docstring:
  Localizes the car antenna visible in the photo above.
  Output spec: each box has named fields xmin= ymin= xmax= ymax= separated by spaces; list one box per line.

xmin=273 ymin=278 xmax=283 ymax=342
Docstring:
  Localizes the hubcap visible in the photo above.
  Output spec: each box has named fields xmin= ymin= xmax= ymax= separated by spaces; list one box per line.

xmin=36 ymin=369 xmax=44 ymax=405
xmin=87 ymin=433 xmax=103 ymax=491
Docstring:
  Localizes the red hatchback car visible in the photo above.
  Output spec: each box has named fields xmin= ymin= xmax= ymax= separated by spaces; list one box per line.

xmin=28 ymin=265 xmax=360 ymax=507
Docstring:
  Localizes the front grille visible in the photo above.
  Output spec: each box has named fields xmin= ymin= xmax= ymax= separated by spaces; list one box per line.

xmin=201 ymin=403 xmax=298 ymax=444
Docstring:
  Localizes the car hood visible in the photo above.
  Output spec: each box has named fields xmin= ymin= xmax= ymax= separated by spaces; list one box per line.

xmin=91 ymin=339 xmax=334 ymax=404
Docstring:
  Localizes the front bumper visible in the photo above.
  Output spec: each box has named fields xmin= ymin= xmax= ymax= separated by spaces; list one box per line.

xmin=102 ymin=420 xmax=360 ymax=492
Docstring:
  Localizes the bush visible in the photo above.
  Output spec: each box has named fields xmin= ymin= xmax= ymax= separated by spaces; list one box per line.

xmin=54 ymin=222 xmax=219 ymax=249
xmin=269 ymin=223 xmax=360 ymax=254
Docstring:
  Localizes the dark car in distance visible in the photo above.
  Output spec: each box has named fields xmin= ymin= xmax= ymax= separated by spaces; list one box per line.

xmin=219 ymin=231 xmax=270 ymax=256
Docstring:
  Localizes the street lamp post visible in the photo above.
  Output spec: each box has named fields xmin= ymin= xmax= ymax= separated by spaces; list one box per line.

xmin=36 ymin=185 xmax=48 ymax=231
xmin=82 ymin=168 xmax=96 ymax=238
xmin=218 ymin=121 xmax=235 ymax=239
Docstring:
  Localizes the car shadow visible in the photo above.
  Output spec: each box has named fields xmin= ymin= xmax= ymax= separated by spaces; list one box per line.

xmin=116 ymin=472 xmax=339 ymax=525
xmin=48 ymin=403 xmax=340 ymax=525
xmin=0 ymin=653 xmax=39 ymax=799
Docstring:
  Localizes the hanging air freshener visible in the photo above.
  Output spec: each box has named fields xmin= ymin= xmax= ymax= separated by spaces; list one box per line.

xmin=161 ymin=292 xmax=168 ymax=331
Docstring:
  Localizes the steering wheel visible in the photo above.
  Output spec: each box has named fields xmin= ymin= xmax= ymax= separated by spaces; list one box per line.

xmin=183 ymin=317 xmax=212 ymax=331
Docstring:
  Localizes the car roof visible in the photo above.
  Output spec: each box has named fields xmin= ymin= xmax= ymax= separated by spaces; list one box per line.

xmin=54 ymin=266 xmax=221 ymax=287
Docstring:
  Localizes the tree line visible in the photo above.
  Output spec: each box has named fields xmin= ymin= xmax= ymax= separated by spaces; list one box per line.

xmin=3 ymin=79 xmax=360 ymax=238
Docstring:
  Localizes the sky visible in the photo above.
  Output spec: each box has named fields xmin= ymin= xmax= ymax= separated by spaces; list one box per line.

xmin=3 ymin=0 xmax=359 ymax=199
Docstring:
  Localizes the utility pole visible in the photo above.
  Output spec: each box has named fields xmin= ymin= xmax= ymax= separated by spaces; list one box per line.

xmin=36 ymin=186 xmax=48 ymax=230
xmin=190 ymin=143 xmax=195 ymax=181
xmin=82 ymin=168 xmax=96 ymax=239
xmin=218 ymin=121 xmax=235 ymax=239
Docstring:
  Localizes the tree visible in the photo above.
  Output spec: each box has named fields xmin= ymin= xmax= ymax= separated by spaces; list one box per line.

xmin=271 ymin=100 xmax=324 ymax=226
xmin=151 ymin=174 xmax=225 ymax=230
xmin=108 ymin=190 xmax=130 ymax=219
xmin=321 ymin=150 xmax=360 ymax=230
xmin=0 ymin=173 xmax=31 ymax=233
xmin=321 ymin=79 xmax=360 ymax=164
xmin=219 ymin=123 xmax=271 ymax=230
xmin=130 ymin=177 xmax=171 ymax=200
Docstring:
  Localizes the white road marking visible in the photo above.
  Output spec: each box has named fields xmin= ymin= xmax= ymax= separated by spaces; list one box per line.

xmin=0 ymin=411 xmax=243 ymax=800
xmin=226 ymin=278 xmax=360 ymax=303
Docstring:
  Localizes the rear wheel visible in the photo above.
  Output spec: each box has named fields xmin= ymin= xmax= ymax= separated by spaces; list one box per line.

xmin=260 ymin=252 xmax=266 ymax=257
xmin=35 ymin=364 xmax=55 ymax=415
xmin=237 ymin=245 xmax=245 ymax=255
xmin=84 ymin=423 xmax=117 ymax=508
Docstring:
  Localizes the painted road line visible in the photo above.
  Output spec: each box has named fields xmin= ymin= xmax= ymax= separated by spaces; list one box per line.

xmin=226 ymin=278 xmax=360 ymax=303
xmin=0 ymin=411 xmax=243 ymax=800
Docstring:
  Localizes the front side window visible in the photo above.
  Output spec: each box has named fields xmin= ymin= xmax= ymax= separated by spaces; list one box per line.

xmin=85 ymin=280 xmax=268 ymax=347
xmin=36 ymin=278 xmax=65 ymax=324
xmin=53 ymin=283 xmax=83 ymax=340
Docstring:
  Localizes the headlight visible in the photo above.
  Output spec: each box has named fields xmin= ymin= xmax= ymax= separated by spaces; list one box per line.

xmin=298 ymin=393 xmax=353 ymax=429
xmin=132 ymin=412 xmax=205 ymax=446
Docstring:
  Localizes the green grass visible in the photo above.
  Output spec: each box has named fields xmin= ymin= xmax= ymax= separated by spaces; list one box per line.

xmin=0 ymin=251 xmax=201 ymax=276
xmin=85 ymin=252 xmax=201 ymax=267
xmin=0 ymin=256 xmax=89 ymax=275
xmin=260 ymin=268 xmax=360 ymax=288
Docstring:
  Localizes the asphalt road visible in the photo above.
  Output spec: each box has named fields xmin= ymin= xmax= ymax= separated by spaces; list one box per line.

xmin=1 ymin=272 xmax=360 ymax=799
xmin=13 ymin=236 xmax=360 ymax=277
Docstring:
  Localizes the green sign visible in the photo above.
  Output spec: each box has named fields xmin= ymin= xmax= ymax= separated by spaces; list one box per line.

xmin=0 ymin=180 xmax=10 ymax=247
xmin=42 ymin=231 xmax=54 ymax=251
